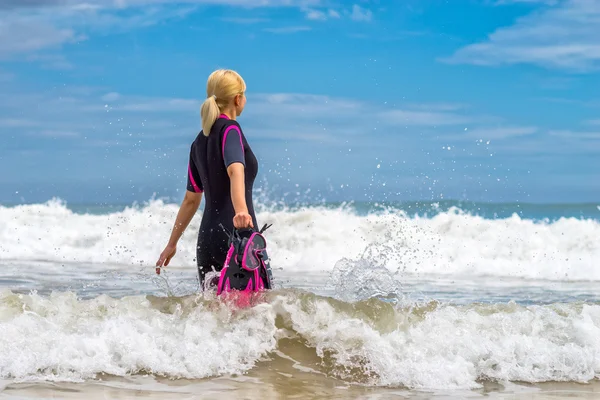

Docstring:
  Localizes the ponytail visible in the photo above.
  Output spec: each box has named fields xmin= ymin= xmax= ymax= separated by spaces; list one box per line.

xmin=199 ymin=69 xmax=247 ymax=136
xmin=200 ymin=95 xmax=219 ymax=137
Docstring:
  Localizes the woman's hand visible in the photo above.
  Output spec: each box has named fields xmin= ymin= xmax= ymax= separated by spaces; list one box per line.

xmin=155 ymin=244 xmax=177 ymax=274
xmin=233 ymin=212 xmax=254 ymax=229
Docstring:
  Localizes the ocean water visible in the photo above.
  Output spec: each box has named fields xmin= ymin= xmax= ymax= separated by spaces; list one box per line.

xmin=1 ymin=197 xmax=599 ymax=399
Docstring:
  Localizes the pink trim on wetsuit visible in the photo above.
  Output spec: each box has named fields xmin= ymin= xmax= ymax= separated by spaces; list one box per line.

xmin=188 ymin=164 xmax=202 ymax=193
xmin=219 ymin=113 xmax=230 ymax=120
xmin=222 ymin=125 xmax=245 ymax=159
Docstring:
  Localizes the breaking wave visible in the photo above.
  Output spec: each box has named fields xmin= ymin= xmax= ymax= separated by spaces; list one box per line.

xmin=0 ymin=198 xmax=598 ymax=281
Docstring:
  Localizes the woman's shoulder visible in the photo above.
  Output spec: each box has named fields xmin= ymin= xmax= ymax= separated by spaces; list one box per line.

xmin=218 ymin=119 xmax=246 ymax=139
xmin=222 ymin=118 xmax=243 ymax=130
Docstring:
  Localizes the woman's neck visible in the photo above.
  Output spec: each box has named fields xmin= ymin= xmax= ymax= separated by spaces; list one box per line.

xmin=220 ymin=107 xmax=237 ymax=120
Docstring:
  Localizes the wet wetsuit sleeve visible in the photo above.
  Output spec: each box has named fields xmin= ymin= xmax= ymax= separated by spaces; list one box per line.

xmin=186 ymin=148 xmax=203 ymax=193
xmin=222 ymin=125 xmax=246 ymax=168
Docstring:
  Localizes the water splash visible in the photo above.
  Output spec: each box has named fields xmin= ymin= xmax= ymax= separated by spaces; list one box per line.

xmin=328 ymin=256 xmax=402 ymax=303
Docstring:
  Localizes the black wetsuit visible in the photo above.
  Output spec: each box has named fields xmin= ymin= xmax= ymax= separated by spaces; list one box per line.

xmin=186 ymin=114 xmax=259 ymax=286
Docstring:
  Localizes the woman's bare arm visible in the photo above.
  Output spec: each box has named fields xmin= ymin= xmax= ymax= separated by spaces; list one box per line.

xmin=155 ymin=190 xmax=202 ymax=272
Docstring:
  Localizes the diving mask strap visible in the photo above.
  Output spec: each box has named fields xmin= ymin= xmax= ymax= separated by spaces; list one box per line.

xmin=259 ymin=223 xmax=272 ymax=234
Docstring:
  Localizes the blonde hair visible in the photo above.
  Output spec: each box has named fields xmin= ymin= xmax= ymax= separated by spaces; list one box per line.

xmin=200 ymin=69 xmax=246 ymax=136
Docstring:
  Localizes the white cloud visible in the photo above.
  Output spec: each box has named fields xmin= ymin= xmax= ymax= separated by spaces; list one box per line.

xmin=549 ymin=129 xmax=600 ymax=139
xmin=36 ymin=129 xmax=81 ymax=138
xmin=0 ymin=19 xmax=81 ymax=57
xmin=220 ymin=17 xmax=270 ymax=24
xmin=304 ymin=8 xmax=327 ymax=20
xmin=0 ymin=0 xmax=323 ymax=58
xmin=442 ymin=0 xmax=600 ymax=72
xmin=350 ymin=4 xmax=372 ymax=22
xmin=0 ymin=118 xmax=40 ymax=128
xmin=328 ymin=9 xmax=340 ymax=18
xmin=405 ymin=102 xmax=469 ymax=112
xmin=585 ymin=119 xmax=600 ymax=126
xmin=460 ymin=126 xmax=539 ymax=140
xmin=0 ymin=0 xmax=322 ymax=10
xmin=102 ymin=92 xmax=121 ymax=102
xmin=115 ymin=97 xmax=199 ymax=112
xmin=84 ymin=5 xmax=199 ymax=32
xmin=495 ymin=0 xmax=559 ymax=4
xmin=303 ymin=7 xmax=341 ymax=21
xmin=385 ymin=109 xmax=473 ymax=126
xmin=109 ymin=0 xmax=322 ymax=7
xmin=263 ymin=26 xmax=311 ymax=34
xmin=256 ymin=93 xmax=361 ymax=111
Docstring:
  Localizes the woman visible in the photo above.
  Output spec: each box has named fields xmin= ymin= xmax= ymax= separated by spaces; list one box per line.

xmin=155 ymin=69 xmax=259 ymax=289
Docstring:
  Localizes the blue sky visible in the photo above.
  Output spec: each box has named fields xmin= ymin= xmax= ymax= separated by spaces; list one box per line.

xmin=0 ymin=0 xmax=598 ymax=205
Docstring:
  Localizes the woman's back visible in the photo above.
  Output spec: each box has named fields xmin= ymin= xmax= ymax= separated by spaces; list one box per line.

xmin=189 ymin=114 xmax=259 ymax=231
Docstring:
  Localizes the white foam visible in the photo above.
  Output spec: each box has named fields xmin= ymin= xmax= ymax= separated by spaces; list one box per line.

xmin=0 ymin=198 xmax=598 ymax=281
xmin=0 ymin=289 xmax=277 ymax=382
xmin=275 ymin=294 xmax=600 ymax=390
xmin=1 ymin=289 xmax=599 ymax=389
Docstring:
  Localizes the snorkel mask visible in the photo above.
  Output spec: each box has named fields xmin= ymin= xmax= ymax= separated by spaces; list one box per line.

xmin=216 ymin=223 xmax=274 ymax=295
